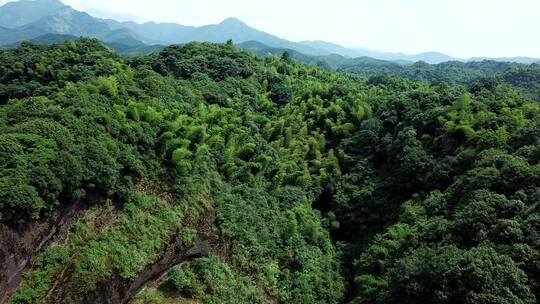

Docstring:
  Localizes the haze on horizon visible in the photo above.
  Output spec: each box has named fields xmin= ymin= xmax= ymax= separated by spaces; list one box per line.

xmin=1 ymin=0 xmax=539 ymax=59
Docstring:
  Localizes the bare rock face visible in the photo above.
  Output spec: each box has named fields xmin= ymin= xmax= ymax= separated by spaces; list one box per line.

xmin=0 ymin=221 xmax=51 ymax=303
xmin=1 ymin=208 xmax=216 ymax=304
xmin=79 ymin=237 xmax=210 ymax=304
xmin=37 ymin=234 xmax=212 ymax=304
xmin=0 ymin=200 xmax=87 ymax=304
xmin=1 ymin=186 xmax=217 ymax=304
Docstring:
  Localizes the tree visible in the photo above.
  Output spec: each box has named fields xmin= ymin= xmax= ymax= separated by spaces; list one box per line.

xmin=388 ymin=246 xmax=535 ymax=304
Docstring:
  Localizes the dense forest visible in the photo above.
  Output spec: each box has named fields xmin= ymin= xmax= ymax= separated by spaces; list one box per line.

xmin=339 ymin=60 xmax=540 ymax=102
xmin=0 ymin=39 xmax=539 ymax=304
xmin=233 ymin=43 xmax=540 ymax=102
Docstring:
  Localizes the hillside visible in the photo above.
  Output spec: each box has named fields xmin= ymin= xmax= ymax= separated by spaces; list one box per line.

xmin=0 ymin=38 xmax=538 ymax=304
xmin=236 ymin=41 xmax=540 ymax=102
xmin=9 ymin=33 xmax=540 ymax=96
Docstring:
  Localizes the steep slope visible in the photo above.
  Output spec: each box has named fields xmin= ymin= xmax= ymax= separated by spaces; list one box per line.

xmin=1 ymin=38 xmax=539 ymax=304
xmin=0 ymin=39 xmax=346 ymax=304
xmin=0 ymin=0 xmax=66 ymax=28
xmin=500 ymin=65 xmax=540 ymax=101
xmin=20 ymin=6 xmax=111 ymax=38
xmin=237 ymin=40 xmax=315 ymax=62
xmin=0 ymin=0 xmax=145 ymax=46
xmin=106 ymin=42 xmax=165 ymax=56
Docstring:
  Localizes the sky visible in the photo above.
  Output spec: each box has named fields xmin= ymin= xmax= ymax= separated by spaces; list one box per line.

xmin=2 ymin=0 xmax=540 ymax=58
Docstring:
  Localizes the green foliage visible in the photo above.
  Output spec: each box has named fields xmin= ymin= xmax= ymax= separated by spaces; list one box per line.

xmin=11 ymin=193 xmax=183 ymax=302
xmin=213 ymin=182 xmax=344 ymax=303
xmin=3 ymin=39 xmax=539 ymax=304
xmin=168 ymin=255 xmax=263 ymax=304
xmin=11 ymin=245 xmax=69 ymax=304
xmin=181 ymin=228 xmax=197 ymax=247
xmin=387 ymin=246 xmax=535 ymax=304
xmin=0 ymin=39 xmax=125 ymax=102
xmin=133 ymin=290 xmax=166 ymax=304
xmin=0 ymin=41 xmax=150 ymax=223
xmin=70 ymin=193 xmax=182 ymax=291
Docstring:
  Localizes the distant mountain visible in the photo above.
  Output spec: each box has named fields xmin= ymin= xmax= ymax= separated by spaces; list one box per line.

xmin=469 ymin=57 xmax=540 ymax=65
xmin=0 ymin=24 xmax=43 ymax=44
xmin=24 ymin=32 xmax=77 ymax=44
xmin=0 ymin=0 xmax=66 ymax=28
xmin=238 ymin=40 xmax=404 ymax=71
xmin=403 ymin=52 xmax=458 ymax=64
xmin=300 ymin=41 xmax=456 ymax=64
xmin=0 ymin=0 xmax=147 ymax=46
xmin=0 ymin=0 xmax=538 ymax=65
xmin=299 ymin=40 xmax=362 ymax=58
xmin=180 ymin=18 xmax=302 ymax=48
xmin=20 ymin=6 xmax=110 ymax=37
xmin=101 ymin=28 xmax=144 ymax=46
xmin=104 ymin=20 xmax=192 ymax=44
xmin=1 ymin=32 xmax=163 ymax=56
xmin=237 ymin=41 xmax=539 ymax=91
xmin=0 ymin=1 xmax=328 ymax=56
xmin=0 ymin=33 xmax=75 ymax=49
xmin=299 ymin=41 xmax=409 ymax=63
xmin=106 ymin=42 xmax=166 ymax=56
xmin=237 ymin=40 xmax=321 ymax=65
xmin=109 ymin=17 xmax=328 ymax=56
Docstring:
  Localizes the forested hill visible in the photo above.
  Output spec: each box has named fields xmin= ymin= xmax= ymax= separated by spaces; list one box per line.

xmin=236 ymin=42 xmax=540 ymax=102
xmin=0 ymin=39 xmax=539 ymax=304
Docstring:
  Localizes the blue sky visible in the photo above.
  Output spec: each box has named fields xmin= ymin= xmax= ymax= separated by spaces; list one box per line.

xmin=2 ymin=0 xmax=539 ymax=58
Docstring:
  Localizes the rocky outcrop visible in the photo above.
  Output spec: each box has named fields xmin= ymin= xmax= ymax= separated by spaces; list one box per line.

xmin=43 ymin=225 xmax=214 ymax=304
xmin=88 ymin=237 xmax=209 ymax=304
xmin=1 ymin=187 xmax=218 ymax=304
xmin=0 ymin=200 xmax=88 ymax=304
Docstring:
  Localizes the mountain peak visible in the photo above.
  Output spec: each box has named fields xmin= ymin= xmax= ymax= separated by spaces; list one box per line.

xmin=19 ymin=0 xmax=66 ymax=6
xmin=0 ymin=0 xmax=68 ymax=28
xmin=219 ymin=17 xmax=247 ymax=26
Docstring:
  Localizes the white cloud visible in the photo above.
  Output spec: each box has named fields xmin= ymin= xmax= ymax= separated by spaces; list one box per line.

xmin=1 ymin=0 xmax=539 ymax=58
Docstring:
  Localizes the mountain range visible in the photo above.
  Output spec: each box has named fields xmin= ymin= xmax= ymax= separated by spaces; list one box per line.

xmin=0 ymin=0 xmax=539 ymax=64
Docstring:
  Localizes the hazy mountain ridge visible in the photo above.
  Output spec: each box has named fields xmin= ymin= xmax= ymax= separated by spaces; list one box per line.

xmin=107 ymin=17 xmax=329 ymax=56
xmin=0 ymin=0 xmax=145 ymax=45
xmin=299 ymin=40 xmax=458 ymax=64
xmin=0 ymin=0 xmax=538 ymax=64
xmin=469 ymin=56 xmax=540 ymax=65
